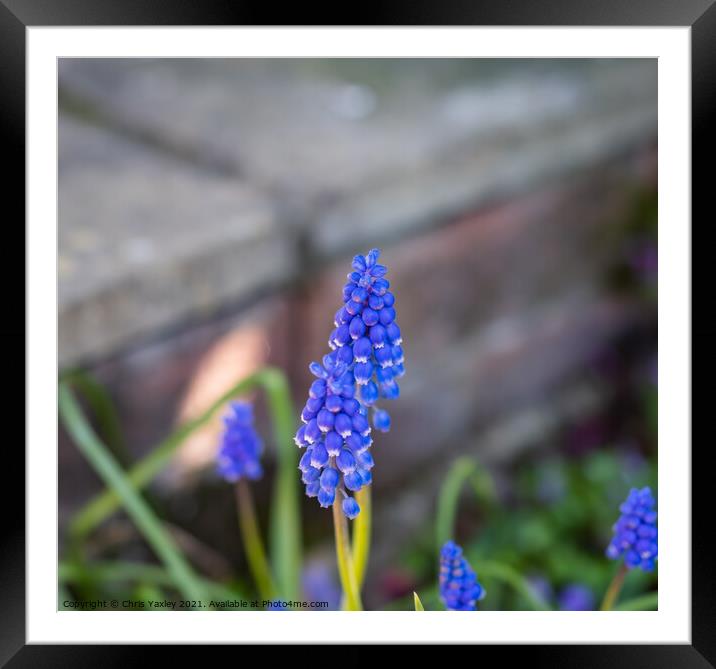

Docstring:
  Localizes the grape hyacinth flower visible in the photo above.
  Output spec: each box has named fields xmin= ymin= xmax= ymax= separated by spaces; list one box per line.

xmin=332 ymin=248 xmax=405 ymax=421
xmin=600 ymin=486 xmax=657 ymax=611
xmin=217 ymin=402 xmax=276 ymax=600
xmin=217 ymin=402 xmax=264 ymax=482
xmin=606 ymin=487 xmax=658 ymax=571
xmin=295 ymin=351 xmax=374 ymax=520
xmin=295 ymin=248 xmax=403 ymax=520
xmin=439 ymin=541 xmax=486 ymax=611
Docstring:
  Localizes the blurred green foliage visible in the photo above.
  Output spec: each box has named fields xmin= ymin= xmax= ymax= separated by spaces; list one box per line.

xmin=392 ymin=445 xmax=657 ymax=611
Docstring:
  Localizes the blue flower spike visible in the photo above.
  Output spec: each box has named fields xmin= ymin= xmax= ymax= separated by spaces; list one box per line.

xmin=606 ymin=487 xmax=658 ymax=571
xmin=217 ymin=402 xmax=264 ymax=482
xmin=296 ymin=248 xmax=404 ymax=519
xmin=439 ymin=541 xmax=486 ymax=611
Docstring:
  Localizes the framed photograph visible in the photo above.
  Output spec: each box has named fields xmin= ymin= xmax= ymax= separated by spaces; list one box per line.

xmin=5 ymin=0 xmax=709 ymax=661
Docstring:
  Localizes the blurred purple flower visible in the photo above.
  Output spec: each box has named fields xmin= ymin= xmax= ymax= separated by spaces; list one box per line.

xmin=558 ymin=583 xmax=595 ymax=611
xmin=216 ymin=402 xmax=263 ymax=482
xmin=301 ymin=557 xmax=341 ymax=610
xmin=629 ymin=241 xmax=658 ymax=283
xmin=527 ymin=575 xmax=554 ymax=606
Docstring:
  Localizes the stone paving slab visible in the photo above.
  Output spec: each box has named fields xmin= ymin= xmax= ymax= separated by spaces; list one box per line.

xmin=58 ymin=58 xmax=657 ymax=364
xmin=59 ymin=117 xmax=295 ymax=364
xmin=59 ymin=59 xmax=656 ymax=199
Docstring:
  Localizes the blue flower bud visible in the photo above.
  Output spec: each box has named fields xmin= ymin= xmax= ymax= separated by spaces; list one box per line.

xmin=342 ymin=398 xmax=360 ymax=416
xmin=354 ymin=337 xmax=373 ymax=362
xmin=316 ymin=408 xmax=335 ymax=432
xmin=309 ymin=361 xmax=326 ymax=378
xmin=381 ymin=381 xmax=400 ymax=400
xmin=369 ymin=324 xmax=387 ymax=348
xmin=301 ymin=466 xmax=321 ymax=484
xmin=336 ymin=448 xmax=357 ymax=473
xmin=354 ymin=361 xmax=374 ymax=384
xmin=344 ymin=470 xmax=363 ymax=492
xmin=320 ymin=467 xmax=340 ymax=491
xmin=335 ymin=306 xmax=350 ymax=326
xmin=349 ymin=315 xmax=366 ymax=339
xmin=324 ymin=394 xmax=343 ymax=413
xmin=372 ymin=278 xmax=389 ymax=295
xmin=334 ymin=413 xmax=353 ymax=437
xmin=379 ymin=306 xmax=396 ymax=326
xmin=362 ymin=308 xmax=379 ymax=326
xmin=345 ymin=300 xmax=362 ymax=316
xmin=324 ymin=430 xmax=343 ymax=456
xmin=368 ymin=294 xmax=384 ymax=310
xmin=318 ymin=487 xmax=336 ymax=508
xmin=375 ymin=347 xmax=393 ymax=369
xmin=342 ymin=496 xmax=361 ymax=519
xmin=352 ymin=413 xmax=370 ymax=436
xmin=343 ymin=432 xmax=362 ymax=452
xmin=331 ymin=324 xmax=351 ymax=348
xmin=361 ymin=381 xmax=379 ymax=405
xmin=386 ymin=322 xmax=402 ymax=345
xmin=310 ymin=443 xmax=329 ymax=468
xmin=373 ymin=409 xmax=391 ymax=432
xmin=357 ymin=451 xmax=374 ymax=470
xmin=351 ymin=286 xmax=368 ymax=303
xmin=304 ymin=419 xmax=321 ymax=444
xmin=298 ymin=449 xmax=313 ymax=472
xmin=309 ymin=379 xmax=327 ymax=399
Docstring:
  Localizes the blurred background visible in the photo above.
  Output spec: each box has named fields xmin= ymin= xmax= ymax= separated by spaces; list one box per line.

xmin=58 ymin=58 xmax=657 ymax=610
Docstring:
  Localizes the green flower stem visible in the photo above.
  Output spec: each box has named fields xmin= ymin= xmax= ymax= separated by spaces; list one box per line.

xmin=68 ymin=367 xmax=301 ymax=600
xmin=339 ymin=485 xmax=371 ymax=610
xmin=332 ymin=498 xmax=362 ymax=611
xmin=58 ymin=560 xmax=245 ymax=601
xmin=235 ymin=480 xmax=277 ymax=601
xmin=600 ymin=563 xmax=629 ymax=611
xmin=477 ymin=560 xmax=551 ymax=611
xmin=352 ymin=486 xmax=372 ymax=589
xmin=59 ymin=384 xmax=206 ymax=602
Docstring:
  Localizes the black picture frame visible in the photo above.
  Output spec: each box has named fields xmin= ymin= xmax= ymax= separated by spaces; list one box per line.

xmin=2 ymin=0 xmax=710 ymax=663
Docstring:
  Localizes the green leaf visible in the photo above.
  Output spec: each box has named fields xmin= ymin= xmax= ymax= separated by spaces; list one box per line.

xmin=59 ymin=384 xmax=206 ymax=602
xmin=436 ymin=457 xmax=496 ymax=551
xmin=614 ymin=592 xmax=658 ymax=611
xmin=58 ymin=560 xmax=245 ymax=601
xmin=477 ymin=560 xmax=551 ymax=611
xmin=413 ymin=591 xmax=425 ymax=611
xmin=67 ymin=367 xmax=302 ymax=601
xmin=261 ymin=368 xmax=302 ymax=600
xmin=61 ymin=368 xmax=129 ymax=467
